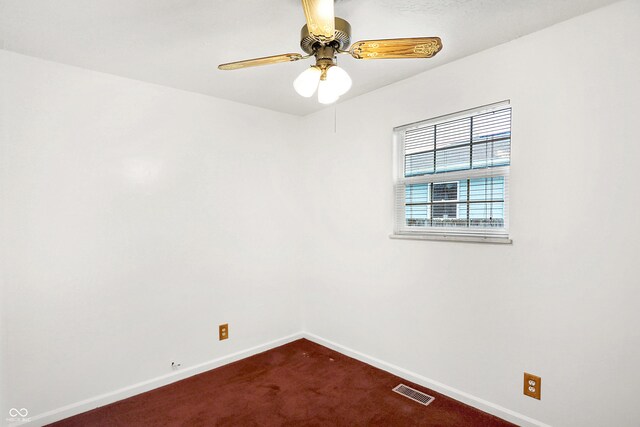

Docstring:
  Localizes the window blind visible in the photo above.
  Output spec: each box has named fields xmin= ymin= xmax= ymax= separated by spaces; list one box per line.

xmin=393 ymin=102 xmax=511 ymax=240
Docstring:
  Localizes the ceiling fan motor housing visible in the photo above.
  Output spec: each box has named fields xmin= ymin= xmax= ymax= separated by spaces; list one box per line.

xmin=300 ymin=17 xmax=351 ymax=55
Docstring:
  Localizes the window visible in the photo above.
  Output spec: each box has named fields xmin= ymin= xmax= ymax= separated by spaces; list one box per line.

xmin=393 ymin=101 xmax=511 ymax=242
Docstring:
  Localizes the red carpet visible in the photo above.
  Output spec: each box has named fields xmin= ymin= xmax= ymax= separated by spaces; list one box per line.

xmin=49 ymin=339 xmax=516 ymax=426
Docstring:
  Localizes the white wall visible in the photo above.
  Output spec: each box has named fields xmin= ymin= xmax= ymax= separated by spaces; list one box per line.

xmin=0 ymin=50 xmax=304 ymax=420
xmin=2 ymin=1 xmax=640 ymax=426
xmin=297 ymin=1 xmax=640 ymax=426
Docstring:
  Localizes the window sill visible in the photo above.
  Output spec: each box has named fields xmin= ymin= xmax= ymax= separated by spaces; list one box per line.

xmin=389 ymin=233 xmax=512 ymax=244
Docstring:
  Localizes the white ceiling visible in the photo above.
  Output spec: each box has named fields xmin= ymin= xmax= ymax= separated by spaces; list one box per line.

xmin=0 ymin=0 xmax=619 ymax=116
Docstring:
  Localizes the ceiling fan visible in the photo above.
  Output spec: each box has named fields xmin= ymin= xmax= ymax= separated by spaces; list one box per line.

xmin=218 ymin=0 xmax=443 ymax=105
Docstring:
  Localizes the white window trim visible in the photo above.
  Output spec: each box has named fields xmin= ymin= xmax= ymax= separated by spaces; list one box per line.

xmin=391 ymin=101 xmax=512 ymax=244
xmin=389 ymin=233 xmax=512 ymax=244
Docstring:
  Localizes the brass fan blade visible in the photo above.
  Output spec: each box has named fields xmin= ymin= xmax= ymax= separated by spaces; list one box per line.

xmin=349 ymin=37 xmax=443 ymax=60
xmin=218 ymin=53 xmax=304 ymax=70
xmin=301 ymin=0 xmax=335 ymax=40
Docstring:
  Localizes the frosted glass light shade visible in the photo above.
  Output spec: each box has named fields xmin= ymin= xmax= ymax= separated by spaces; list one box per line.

xmin=294 ymin=67 xmax=321 ymax=97
xmin=326 ymin=66 xmax=352 ymax=96
xmin=317 ymin=79 xmax=340 ymax=104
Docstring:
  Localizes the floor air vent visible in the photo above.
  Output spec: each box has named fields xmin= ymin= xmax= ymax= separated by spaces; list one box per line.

xmin=392 ymin=384 xmax=435 ymax=406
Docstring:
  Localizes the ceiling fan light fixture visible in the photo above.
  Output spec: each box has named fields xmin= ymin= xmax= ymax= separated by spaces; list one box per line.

xmin=317 ymin=78 xmax=340 ymax=104
xmin=325 ymin=65 xmax=352 ymax=96
xmin=219 ymin=1 xmax=443 ymax=107
xmin=294 ymin=66 xmax=322 ymax=97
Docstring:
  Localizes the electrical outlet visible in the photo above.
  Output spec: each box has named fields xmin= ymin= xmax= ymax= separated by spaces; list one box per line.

xmin=219 ymin=323 xmax=229 ymax=341
xmin=524 ymin=372 xmax=541 ymax=400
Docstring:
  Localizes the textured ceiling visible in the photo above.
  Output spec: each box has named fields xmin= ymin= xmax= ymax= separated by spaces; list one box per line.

xmin=0 ymin=0 xmax=619 ymax=115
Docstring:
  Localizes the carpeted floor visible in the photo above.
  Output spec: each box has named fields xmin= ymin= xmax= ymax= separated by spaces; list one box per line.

xmin=49 ymin=339 xmax=516 ymax=426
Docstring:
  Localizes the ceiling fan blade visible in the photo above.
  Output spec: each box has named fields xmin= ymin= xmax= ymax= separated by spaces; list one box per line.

xmin=349 ymin=37 xmax=443 ymax=60
xmin=218 ymin=53 xmax=304 ymax=70
xmin=301 ymin=0 xmax=335 ymax=40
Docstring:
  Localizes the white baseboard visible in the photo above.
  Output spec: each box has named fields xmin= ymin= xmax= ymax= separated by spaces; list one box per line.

xmin=22 ymin=331 xmax=548 ymax=427
xmin=303 ymin=332 xmax=550 ymax=427
xmin=24 ymin=332 xmax=304 ymax=427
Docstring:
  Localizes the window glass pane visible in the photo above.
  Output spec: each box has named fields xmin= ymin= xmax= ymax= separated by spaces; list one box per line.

xmin=432 ymin=203 xmax=457 ymax=219
xmin=405 ymin=184 xmax=429 ymax=204
xmin=404 ymin=125 xmax=434 ymax=177
xmin=469 ymin=177 xmax=504 ymax=201
xmin=403 ymin=178 xmax=506 ymax=229
xmin=436 ymin=117 xmax=470 ymax=149
xmin=472 ymin=139 xmax=510 ymax=168
xmin=406 ymin=205 xmax=429 ymax=227
xmin=432 ymin=203 xmax=468 ymax=227
xmin=458 ymin=180 xmax=468 ymax=200
xmin=469 ymin=202 xmax=505 ymax=227
xmin=405 ymin=151 xmax=434 ymax=177
xmin=405 ymin=184 xmax=429 ymax=227
xmin=472 ymin=108 xmax=511 ymax=169
xmin=405 ymin=126 xmax=434 ymax=154
xmin=472 ymin=109 xmax=511 ymax=143
xmin=435 ymin=145 xmax=470 ymax=172
xmin=432 ymin=182 xmax=458 ymax=201
xmin=403 ymin=106 xmax=511 ymax=178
